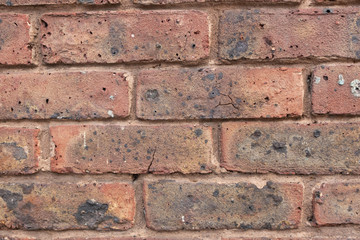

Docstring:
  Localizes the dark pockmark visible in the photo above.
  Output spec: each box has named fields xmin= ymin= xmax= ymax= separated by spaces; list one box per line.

xmin=110 ymin=47 xmax=119 ymax=56
xmin=0 ymin=189 xmax=23 ymax=210
xmin=145 ymin=89 xmax=159 ymax=101
xmin=272 ymin=142 xmax=287 ymax=154
xmin=313 ymin=130 xmax=321 ymax=138
xmin=74 ymin=199 xmax=120 ymax=229
xmin=0 ymin=142 xmax=27 ymax=161
xmin=20 ymin=184 xmax=34 ymax=194
xmin=6 ymin=0 xmax=12 ymax=6
xmin=213 ymin=189 xmax=219 ymax=197
xmin=355 ymin=149 xmax=360 ymax=156
xmin=194 ymin=129 xmax=203 ymax=137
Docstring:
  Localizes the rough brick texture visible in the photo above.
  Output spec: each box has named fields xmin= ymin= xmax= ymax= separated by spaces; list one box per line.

xmin=0 ymin=14 xmax=31 ymax=65
xmin=41 ymin=11 xmax=209 ymax=64
xmin=219 ymin=8 xmax=360 ymax=61
xmin=0 ymin=72 xmax=129 ymax=120
xmin=312 ymin=64 xmax=360 ymax=115
xmin=50 ymin=124 xmax=214 ymax=174
xmin=0 ymin=128 xmax=39 ymax=175
xmin=144 ymin=180 xmax=303 ymax=230
xmin=222 ymin=122 xmax=360 ymax=174
xmin=313 ymin=183 xmax=360 ymax=226
xmin=0 ymin=0 xmax=120 ymax=5
xmin=3 ymin=0 xmax=360 ymax=238
xmin=0 ymin=182 xmax=135 ymax=230
xmin=137 ymin=67 xmax=304 ymax=119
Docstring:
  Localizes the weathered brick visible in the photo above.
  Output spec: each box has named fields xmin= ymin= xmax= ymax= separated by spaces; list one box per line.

xmin=144 ymin=180 xmax=303 ymax=230
xmin=134 ymin=0 xmax=300 ymax=5
xmin=314 ymin=182 xmax=360 ymax=226
xmin=0 ymin=0 xmax=120 ymax=5
xmin=0 ymin=182 xmax=135 ymax=230
xmin=0 ymin=128 xmax=39 ymax=175
xmin=41 ymin=11 xmax=209 ymax=64
xmin=0 ymin=72 xmax=129 ymax=120
xmin=222 ymin=122 xmax=360 ymax=174
xmin=222 ymin=238 xmax=351 ymax=240
xmin=312 ymin=64 xmax=360 ymax=115
xmin=50 ymin=124 xmax=214 ymax=174
xmin=313 ymin=0 xmax=356 ymax=4
xmin=137 ymin=67 xmax=303 ymax=120
xmin=0 ymin=237 xmax=35 ymax=240
xmin=0 ymin=14 xmax=31 ymax=65
xmin=219 ymin=8 xmax=360 ymax=61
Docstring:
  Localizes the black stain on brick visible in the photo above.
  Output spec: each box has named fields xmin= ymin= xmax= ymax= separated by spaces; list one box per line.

xmin=272 ymin=142 xmax=287 ymax=154
xmin=0 ymin=142 xmax=27 ymax=161
xmin=313 ymin=130 xmax=321 ymax=138
xmin=145 ymin=89 xmax=159 ymax=101
xmin=74 ymin=199 xmax=119 ymax=229
xmin=194 ymin=129 xmax=203 ymax=137
xmin=0 ymin=189 xmax=23 ymax=210
xmin=20 ymin=184 xmax=34 ymax=194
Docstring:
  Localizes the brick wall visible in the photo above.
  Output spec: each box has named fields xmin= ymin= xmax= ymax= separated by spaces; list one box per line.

xmin=0 ymin=0 xmax=359 ymax=239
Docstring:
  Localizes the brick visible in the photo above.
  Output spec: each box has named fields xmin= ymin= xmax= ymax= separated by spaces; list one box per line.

xmin=144 ymin=180 xmax=303 ymax=230
xmin=312 ymin=64 xmax=360 ymax=115
xmin=0 ymin=72 xmax=129 ymax=120
xmin=219 ymin=8 xmax=360 ymax=61
xmin=313 ymin=182 xmax=360 ymax=226
xmin=0 ymin=0 xmax=120 ymax=5
xmin=0 ymin=182 xmax=135 ymax=230
xmin=137 ymin=67 xmax=303 ymax=120
xmin=41 ymin=11 xmax=209 ymax=64
xmin=222 ymin=238 xmax=352 ymax=240
xmin=0 ymin=14 xmax=31 ymax=65
xmin=0 ymin=128 xmax=39 ymax=175
xmin=50 ymin=124 xmax=214 ymax=174
xmin=134 ymin=0 xmax=300 ymax=5
xmin=222 ymin=122 xmax=360 ymax=174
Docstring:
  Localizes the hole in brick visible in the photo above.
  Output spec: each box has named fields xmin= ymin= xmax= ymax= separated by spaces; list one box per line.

xmin=46 ymin=99 xmax=49 ymax=104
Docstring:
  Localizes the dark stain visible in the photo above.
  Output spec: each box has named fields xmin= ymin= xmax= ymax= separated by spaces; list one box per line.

xmin=272 ymin=142 xmax=287 ymax=154
xmin=313 ymin=130 xmax=321 ymax=138
xmin=0 ymin=189 xmax=23 ymax=210
xmin=208 ymin=87 xmax=221 ymax=99
xmin=266 ymin=194 xmax=283 ymax=206
xmin=250 ymin=130 xmax=262 ymax=139
xmin=0 ymin=142 xmax=27 ymax=161
xmin=202 ymin=73 xmax=215 ymax=81
xmin=355 ymin=50 xmax=360 ymax=59
xmin=213 ymin=189 xmax=219 ymax=197
xmin=108 ymin=22 xmax=125 ymax=56
xmin=227 ymin=36 xmax=249 ymax=59
xmin=194 ymin=129 xmax=203 ymax=137
xmin=357 ymin=17 xmax=360 ymax=28
xmin=145 ymin=89 xmax=159 ymax=101
xmin=74 ymin=199 xmax=119 ymax=229
xmin=355 ymin=149 xmax=360 ymax=156
xmin=6 ymin=0 xmax=12 ymax=6
xmin=264 ymin=37 xmax=272 ymax=46
xmin=305 ymin=149 xmax=311 ymax=158
xmin=20 ymin=184 xmax=34 ymax=194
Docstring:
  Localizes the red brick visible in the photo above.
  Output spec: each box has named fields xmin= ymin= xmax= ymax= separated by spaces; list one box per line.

xmin=219 ymin=8 xmax=360 ymax=61
xmin=137 ymin=67 xmax=303 ymax=120
xmin=144 ymin=180 xmax=303 ymax=230
xmin=0 ymin=0 xmax=120 ymax=5
xmin=134 ymin=0 xmax=300 ymax=5
xmin=0 ymin=72 xmax=129 ymax=120
xmin=0 ymin=182 xmax=135 ymax=230
xmin=0 ymin=237 xmax=36 ymax=240
xmin=313 ymin=0 xmax=356 ymax=4
xmin=312 ymin=64 xmax=360 ymax=115
xmin=0 ymin=14 xmax=31 ymax=65
xmin=222 ymin=122 xmax=360 ymax=174
xmin=0 ymin=127 xmax=39 ymax=175
xmin=314 ymin=182 xmax=360 ymax=226
xmin=50 ymin=124 xmax=214 ymax=174
xmin=41 ymin=11 xmax=209 ymax=64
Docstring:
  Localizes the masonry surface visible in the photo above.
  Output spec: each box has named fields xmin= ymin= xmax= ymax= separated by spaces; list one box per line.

xmin=0 ymin=0 xmax=360 ymax=239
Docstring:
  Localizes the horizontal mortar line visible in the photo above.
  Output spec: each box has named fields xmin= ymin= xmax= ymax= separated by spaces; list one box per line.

xmin=4 ymin=115 xmax=360 ymax=125
xmin=1 ymin=58 xmax=360 ymax=72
